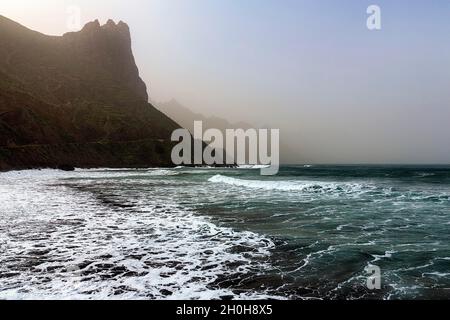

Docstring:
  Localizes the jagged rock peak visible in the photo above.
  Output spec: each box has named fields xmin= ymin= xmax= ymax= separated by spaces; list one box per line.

xmin=81 ymin=19 xmax=101 ymax=32
xmin=76 ymin=19 xmax=130 ymax=36
xmin=105 ymin=19 xmax=116 ymax=26
xmin=59 ymin=18 xmax=146 ymax=101
xmin=102 ymin=19 xmax=130 ymax=38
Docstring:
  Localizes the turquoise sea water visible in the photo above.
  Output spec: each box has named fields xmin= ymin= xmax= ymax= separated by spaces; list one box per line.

xmin=203 ymin=165 xmax=450 ymax=299
xmin=0 ymin=165 xmax=449 ymax=299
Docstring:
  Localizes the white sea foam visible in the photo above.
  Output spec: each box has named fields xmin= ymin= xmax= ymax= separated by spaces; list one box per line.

xmin=49 ymin=168 xmax=179 ymax=180
xmin=0 ymin=170 xmax=277 ymax=300
xmin=147 ymin=169 xmax=179 ymax=176
xmin=237 ymin=165 xmax=270 ymax=169
xmin=416 ymin=172 xmax=435 ymax=178
xmin=208 ymin=174 xmax=369 ymax=194
xmin=371 ymin=250 xmax=397 ymax=263
xmin=79 ymin=168 xmax=179 ymax=176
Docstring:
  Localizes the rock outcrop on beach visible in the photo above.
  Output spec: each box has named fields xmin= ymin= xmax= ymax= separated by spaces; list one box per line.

xmin=0 ymin=15 xmax=180 ymax=170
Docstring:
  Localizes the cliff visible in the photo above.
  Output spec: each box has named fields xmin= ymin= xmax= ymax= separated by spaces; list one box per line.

xmin=0 ymin=16 xmax=181 ymax=170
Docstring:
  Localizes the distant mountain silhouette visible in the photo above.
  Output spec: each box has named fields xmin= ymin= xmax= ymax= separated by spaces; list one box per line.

xmin=156 ymin=99 xmax=295 ymax=164
xmin=0 ymin=16 xmax=181 ymax=170
xmin=156 ymin=99 xmax=253 ymax=134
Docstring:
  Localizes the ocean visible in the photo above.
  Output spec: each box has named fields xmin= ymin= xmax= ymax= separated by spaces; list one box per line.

xmin=0 ymin=165 xmax=449 ymax=299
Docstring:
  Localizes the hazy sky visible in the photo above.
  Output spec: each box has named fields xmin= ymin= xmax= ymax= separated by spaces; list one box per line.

xmin=2 ymin=0 xmax=450 ymax=163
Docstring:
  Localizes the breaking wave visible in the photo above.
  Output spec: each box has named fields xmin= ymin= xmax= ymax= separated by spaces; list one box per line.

xmin=208 ymin=174 xmax=370 ymax=194
xmin=147 ymin=169 xmax=179 ymax=176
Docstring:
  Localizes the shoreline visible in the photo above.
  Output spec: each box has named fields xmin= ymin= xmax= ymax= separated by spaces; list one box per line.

xmin=0 ymin=164 xmax=240 ymax=173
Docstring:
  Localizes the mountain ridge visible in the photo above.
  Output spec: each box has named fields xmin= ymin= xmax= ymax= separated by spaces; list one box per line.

xmin=0 ymin=16 xmax=180 ymax=170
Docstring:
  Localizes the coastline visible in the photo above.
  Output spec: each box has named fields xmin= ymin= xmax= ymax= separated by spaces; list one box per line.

xmin=0 ymin=139 xmax=179 ymax=172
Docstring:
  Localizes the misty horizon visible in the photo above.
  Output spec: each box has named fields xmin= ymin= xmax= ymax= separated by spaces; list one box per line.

xmin=2 ymin=0 xmax=450 ymax=164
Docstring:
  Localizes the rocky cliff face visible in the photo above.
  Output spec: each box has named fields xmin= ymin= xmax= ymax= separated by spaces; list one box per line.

xmin=0 ymin=16 xmax=180 ymax=170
